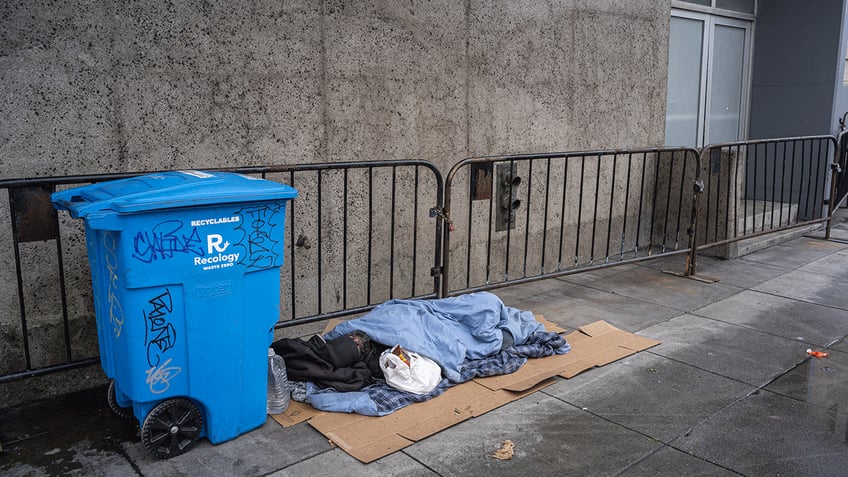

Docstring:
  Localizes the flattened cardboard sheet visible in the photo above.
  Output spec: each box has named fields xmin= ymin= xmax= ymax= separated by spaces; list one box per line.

xmin=271 ymin=317 xmax=659 ymax=463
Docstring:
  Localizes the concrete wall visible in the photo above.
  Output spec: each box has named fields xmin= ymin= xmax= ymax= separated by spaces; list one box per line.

xmin=1 ymin=0 xmax=670 ymax=179
xmin=748 ymin=0 xmax=844 ymax=138
xmin=0 ymin=0 xmax=672 ymax=406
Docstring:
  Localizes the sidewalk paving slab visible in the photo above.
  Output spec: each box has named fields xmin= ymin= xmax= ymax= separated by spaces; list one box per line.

xmin=692 ymin=289 xmax=848 ymax=347
xmin=671 ymin=389 xmax=848 ymax=476
xmin=402 ymin=393 xmax=662 ymax=477
xmin=805 ymin=215 xmax=848 ymax=241
xmin=617 ymin=446 xmax=740 ymax=477
xmin=494 ymin=278 xmax=680 ymax=332
xmin=753 ymin=269 xmax=848 ymax=310
xmin=575 ymin=266 xmax=743 ymax=312
xmin=0 ymin=386 xmax=137 ymax=477
xmin=269 ymin=448 xmax=436 ymax=477
xmin=798 ymin=248 xmax=848 ymax=279
xmin=555 ymin=262 xmax=647 ymax=286
xmin=640 ymin=253 xmax=790 ymax=289
xmin=641 ymin=314 xmax=807 ymax=387
xmin=121 ymin=417 xmax=331 ymax=477
xmin=765 ymin=348 xmax=848 ymax=413
xmin=737 ymin=236 xmax=848 ymax=270
xmin=833 ymin=338 xmax=848 ymax=354
xmin=543 ymin=352 xmax=755 ymax=443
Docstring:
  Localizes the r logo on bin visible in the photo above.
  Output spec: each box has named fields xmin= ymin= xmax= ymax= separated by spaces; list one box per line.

xmin=207 ymin=234 xmax=230 ymax=253
xmin=195 ymin=234 xmax=241 ymax=269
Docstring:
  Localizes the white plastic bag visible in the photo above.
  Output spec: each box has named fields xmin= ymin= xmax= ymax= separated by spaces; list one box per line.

xmin=379 ymin=345 xmax=442 ymax=394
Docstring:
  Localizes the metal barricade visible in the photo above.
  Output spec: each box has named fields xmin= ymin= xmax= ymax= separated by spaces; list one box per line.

xmin=0 ymin=160 xmax=443 ymax=383
xmin=692 ymin=136 xmax=837 ymax=264
xmin=439 ymin=147 xmax=701 ymax=297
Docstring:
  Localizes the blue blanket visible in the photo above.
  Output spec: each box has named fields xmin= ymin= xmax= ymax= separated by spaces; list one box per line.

xmin=324 ymin=292 xmax=549 ymax=382
xmin=307 ymin=292 xmax=570 ymax=416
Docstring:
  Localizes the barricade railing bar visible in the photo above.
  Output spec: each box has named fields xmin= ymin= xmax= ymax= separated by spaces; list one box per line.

xmin=0 ymin=160 xmax=443 ymax=383
xmin=439 ymin=147 xmax=701 ymax=297
xmin=688 ymin=135 xmax=837 ymax=273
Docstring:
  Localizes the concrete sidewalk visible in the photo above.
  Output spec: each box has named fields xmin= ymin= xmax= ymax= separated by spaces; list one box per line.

xmin=3 ymin=221 xmax=848 ymax=476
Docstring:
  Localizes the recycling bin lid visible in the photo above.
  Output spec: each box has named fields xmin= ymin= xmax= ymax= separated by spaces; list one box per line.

xmin=52 ymin=170 xmax=298 ymax=218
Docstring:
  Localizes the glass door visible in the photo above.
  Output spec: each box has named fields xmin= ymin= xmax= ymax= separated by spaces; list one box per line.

xmin=665 ymin=11 xmax=752 ymax=147
xmin=706 ymin=21 xmax=749 ymax=144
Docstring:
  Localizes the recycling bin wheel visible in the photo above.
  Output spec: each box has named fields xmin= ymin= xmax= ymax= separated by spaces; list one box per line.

xmin=106 ymin=380 xmax=133 ymax=420
xmin=141 ymin=398 xmax=204 ymax=459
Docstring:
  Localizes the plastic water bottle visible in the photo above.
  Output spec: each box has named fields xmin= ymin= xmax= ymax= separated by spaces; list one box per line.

xmin=267 ymin=348 xmax=291 ymax=414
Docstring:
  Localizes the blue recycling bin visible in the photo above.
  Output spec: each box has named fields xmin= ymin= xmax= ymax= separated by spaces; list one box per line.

xmin=51 ymin=170 xmax=297 ymax=459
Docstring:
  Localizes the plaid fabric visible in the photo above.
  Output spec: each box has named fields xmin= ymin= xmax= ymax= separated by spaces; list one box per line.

xmin=307 ymin=330 xmax=569 ymax=415
xmin=509 ymin=329 xmax=570 ymax=358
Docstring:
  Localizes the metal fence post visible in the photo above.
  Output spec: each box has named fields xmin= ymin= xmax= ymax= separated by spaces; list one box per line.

xmin=827 ymin=149 xmax=840 ymax=240
xmin=827 ymin=131 xmax=847 ymax=239
xmin=686 ymin=175 xmax=705 ymax=277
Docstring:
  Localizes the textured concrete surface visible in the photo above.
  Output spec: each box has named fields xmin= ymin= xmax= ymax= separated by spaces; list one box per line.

xmin=753 ymin=269 xmax=848 ymax=310
xmin=404 ymin=393 xmax=662 ymax=477
xmin=641 ymin=253 xmax=790 ymax=289
xmin=544 ymin=352 xmax=754 ymax=443
xmin=644 ymin=314 xmax=806 ymax=387
xmin=737 ymin=236 xmax=848 ymax=269
xmin=496 ymin=276 xmax=679 ymax=332
xmin=0 ymin=0 xmax=671 ymax=178
xmin=574 ymin=264 xmax=743 ymax=312
xmin=673 ymin=389 xmax=848 ymax=476
xmin=694 ymin=290 xmax=848 ymax=347
xmin=2 ymin=229 xmax=848 ymax=476
xmin=618 ymin=445 xmax=740 ymax=477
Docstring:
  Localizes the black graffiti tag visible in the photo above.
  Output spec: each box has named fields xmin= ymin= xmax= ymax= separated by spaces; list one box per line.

xmin=235 ymin=204 xmax=282 ymax=268
xmin=144 ymin=289 xmax=176 ymax=367
xmin=132 ymin=220 xmax=204 ymax=263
